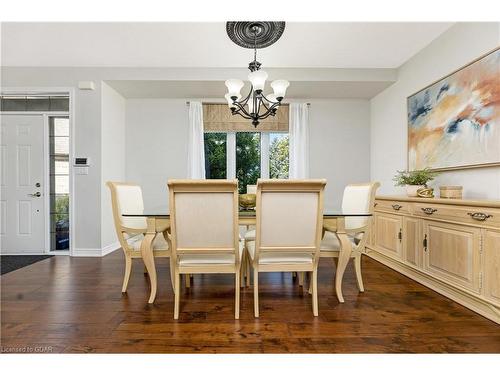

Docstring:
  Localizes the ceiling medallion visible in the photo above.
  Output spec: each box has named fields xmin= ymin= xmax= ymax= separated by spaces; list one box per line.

xmin=224 ymin=21 xmax=289 ymax=127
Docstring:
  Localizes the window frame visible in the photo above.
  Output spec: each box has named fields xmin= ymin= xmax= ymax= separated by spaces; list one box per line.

xmin=205 ymin=131 xmax=289 ymax=184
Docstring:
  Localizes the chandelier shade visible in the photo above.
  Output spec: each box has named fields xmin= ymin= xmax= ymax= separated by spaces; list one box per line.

xmin=224 ymin=21 xmax=289 ymax=127
xmin=270 ymin=80 xmax=290 ymax=100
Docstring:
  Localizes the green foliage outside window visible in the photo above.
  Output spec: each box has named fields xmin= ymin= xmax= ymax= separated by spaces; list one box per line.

xmin=204 ymin=133 xmax=227 ymax=179
xmin=269 ymin=134 xmax=289 ymax=179
xmin=236 ymin=133 xmax=261 ymax=193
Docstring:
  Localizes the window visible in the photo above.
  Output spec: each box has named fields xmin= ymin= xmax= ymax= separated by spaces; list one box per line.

xmin=202 ymin=103 xmax=289 ymax=193
xmin=49 ymin=117 xmax=70 ymax=250
xmin=204 ymin=133 xmax=227 ymax=179
xmin=204 ymin=131 xmax=289 ymax=193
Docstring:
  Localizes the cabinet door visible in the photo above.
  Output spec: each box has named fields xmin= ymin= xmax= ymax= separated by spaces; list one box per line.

xmin=403 ymin=217 xmax=422 ymax=268
xmin=374 ymin=213 xmax=402 ymax=260
xmin=483 ymin=231 xmax=500 ymax=306
xmin=423 ymin=221 xmax=481 ymax=293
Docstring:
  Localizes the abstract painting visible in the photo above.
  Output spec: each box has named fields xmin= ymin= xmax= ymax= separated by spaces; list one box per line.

xmin=408 ymin=48 xmax=500 ymax=171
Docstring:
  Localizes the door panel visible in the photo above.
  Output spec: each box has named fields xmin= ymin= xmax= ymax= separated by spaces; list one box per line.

xmin=484 ymin=231 xmax=500 ymax=306
xmin=374 ymin=213 xmax=402 ymax=260
xmin=423 ymin=220 xmax=481 ymax=293
xmin=0 ymin=114 xmax=46 ymax=253
xmin=403 ymin=216 xmax=421 ymax=268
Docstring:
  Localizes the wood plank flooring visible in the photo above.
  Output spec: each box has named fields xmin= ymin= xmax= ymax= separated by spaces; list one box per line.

xmin=1 ymin=251 xmax=499 ymax=353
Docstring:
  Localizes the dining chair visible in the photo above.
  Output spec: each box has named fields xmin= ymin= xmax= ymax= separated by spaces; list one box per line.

xmin=106 ymin=181 xmax=171 ymax=293
xmin=319 ymin=182 xmax=380 ymax=292
xmin=168 ymin=179 xmax=242 ymax=319
xmin=246 ymin=184 xmax=257 ymax=194
xmin=246 ymin=179 xmax=326 ymax=317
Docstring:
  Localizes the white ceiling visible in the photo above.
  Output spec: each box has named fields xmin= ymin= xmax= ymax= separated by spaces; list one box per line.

xmin=1 ymin=22 xmax=452 ymax=68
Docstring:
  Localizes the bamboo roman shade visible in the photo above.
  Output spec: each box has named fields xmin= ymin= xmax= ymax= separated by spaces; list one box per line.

xmin=203 ymin=103 xmax=289 ymax=132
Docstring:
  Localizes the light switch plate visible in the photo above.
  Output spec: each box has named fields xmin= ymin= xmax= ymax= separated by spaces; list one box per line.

xmin=75 ymin=166 xmax=89 ymax=175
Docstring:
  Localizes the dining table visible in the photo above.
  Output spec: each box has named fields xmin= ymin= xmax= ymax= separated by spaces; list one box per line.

xmin=122 ymin=208 xmax=372 ymax=304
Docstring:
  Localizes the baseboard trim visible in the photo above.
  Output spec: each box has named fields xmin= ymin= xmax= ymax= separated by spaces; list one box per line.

xmin=366 ymin=248 xmax=500 ymax=324
xmin=72 ymin=242 xmax=120 ymax=257
xmin=101 ymin=241 xmax=121 ymax=257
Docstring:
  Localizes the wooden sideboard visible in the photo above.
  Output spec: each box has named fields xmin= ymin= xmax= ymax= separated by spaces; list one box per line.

xmin=366 ymin=195 xmax=500 ymax=324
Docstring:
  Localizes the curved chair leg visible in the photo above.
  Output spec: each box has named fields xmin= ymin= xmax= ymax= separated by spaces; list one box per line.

xmin=312 ymin=268 xmax=319 ymax=316
xmin=354 ymin=254 xmax=364 ymax=292
xmin=122 ymin=254 xmax=132 ymax=293
xmin=253 ymin=268 xmax=259 ymax=318
xmin=235 ymin=271 xmax=240 ymax=319
xmin=169 ymin=256 xmax=176 ymax=293
xmin=174 ymin=270 xmax=180 ymax=319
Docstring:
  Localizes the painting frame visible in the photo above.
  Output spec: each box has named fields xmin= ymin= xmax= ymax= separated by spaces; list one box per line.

xmin=407 ymin=46 xmax=500 ymax=172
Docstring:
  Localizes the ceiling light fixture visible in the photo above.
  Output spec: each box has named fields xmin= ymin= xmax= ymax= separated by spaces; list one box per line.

xmin=225 ymin=21 xmax=289 ymax=127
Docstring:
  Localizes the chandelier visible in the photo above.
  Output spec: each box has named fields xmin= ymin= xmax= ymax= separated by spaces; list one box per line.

xmin=225 ymin=22 xmax=289 ymax=127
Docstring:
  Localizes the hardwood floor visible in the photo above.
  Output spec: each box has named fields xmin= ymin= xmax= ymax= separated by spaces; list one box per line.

xmin=1 ymin=251 xmax=499 ymax=353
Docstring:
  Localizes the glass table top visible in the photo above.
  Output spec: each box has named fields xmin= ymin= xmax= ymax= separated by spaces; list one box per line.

xmin=122 ymin=206 xmax=372 ymax=218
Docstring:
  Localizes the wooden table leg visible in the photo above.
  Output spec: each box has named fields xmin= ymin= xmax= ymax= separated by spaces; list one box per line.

xmin=335 ymin=217 xmax=352 ymax=303
xmin=141 ymin=217 xmax=158 ymax=304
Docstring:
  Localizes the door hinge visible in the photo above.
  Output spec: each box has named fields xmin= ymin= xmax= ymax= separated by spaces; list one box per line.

xmin=479 ymin=272 xmax=483 ymax=291
xmin=398 ymin=228 xmax=402 ymax=242
xmin=423 ymin=234 xmax=428 ymax=252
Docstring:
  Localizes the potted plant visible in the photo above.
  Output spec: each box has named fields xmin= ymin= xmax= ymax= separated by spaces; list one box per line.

xmin=393 ymin=168 xmax=438 ymax=197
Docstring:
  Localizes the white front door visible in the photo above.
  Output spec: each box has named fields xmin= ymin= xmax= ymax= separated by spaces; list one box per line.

xmin=1 ymin=114 xmax=46 ymax=254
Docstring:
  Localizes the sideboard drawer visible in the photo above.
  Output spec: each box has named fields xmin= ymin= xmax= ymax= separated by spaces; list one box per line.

xmin=375 ymin=200 xmax=410 ymax=214
xmin=413 ymin=203 xmax=500 ymax=228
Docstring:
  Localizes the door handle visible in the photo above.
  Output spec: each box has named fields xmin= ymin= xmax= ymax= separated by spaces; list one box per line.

xmin=28 ymin=192 xmax=41 ymax=197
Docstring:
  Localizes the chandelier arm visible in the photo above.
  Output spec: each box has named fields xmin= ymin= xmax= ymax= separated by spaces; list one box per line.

xmin=257 ymin=108 xmax=277 ymax=120
xmin=232 ymin=102 xmax=253 ymax=119
xmin=260 ymin=92 xmax=279 ymax=106
xmin=236 ymin=85 xmax=253 ymax=107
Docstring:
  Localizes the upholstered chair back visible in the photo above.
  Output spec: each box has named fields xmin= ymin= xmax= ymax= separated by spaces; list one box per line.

xmin=168 ymin=180 xmax=239 ymax=255
xmin=107 ymin=182 xmax=147 ymax=230
xmin=255 ymin=179 xmax=326 ymax=257
xmin=341 ymin=182 xmax=380 ymax=231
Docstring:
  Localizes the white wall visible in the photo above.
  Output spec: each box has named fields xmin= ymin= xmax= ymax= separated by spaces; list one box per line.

xmin=309 ymin=100 xmax=371 ymax=208
xmin=371 ymin=22 xmax=500 ymax=199
xmin=101 ymin=82 xmax=126 ymax=249
xmin=125 ymin=98 xmax=371 ymax=209
xmin=125 ymin=99 xmax=189 ymax=209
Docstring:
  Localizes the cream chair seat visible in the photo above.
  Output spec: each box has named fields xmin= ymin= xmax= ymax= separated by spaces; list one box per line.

xmin=178 ymin=242 xmax=244 ymax=265
xmin=128 ymin=233 xmax=169 ymax=252
xmin=320 ymin=231 xmax=360 ymax=251
xmin=246 ymin=241 xmax=313 ymax=264
xmin=244 ymin=229 xmax=256 ymax=241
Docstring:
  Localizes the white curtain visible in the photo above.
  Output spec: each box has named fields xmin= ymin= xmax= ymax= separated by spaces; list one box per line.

xmin=289 ymin=103 xmax=310 ymax=179
xmin=187 ymin=101 xmax=206 ymax=179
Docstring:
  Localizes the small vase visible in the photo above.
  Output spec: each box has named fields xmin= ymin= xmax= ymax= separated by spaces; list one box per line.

xmin=406 ymin=185 xmax=424 ymax=197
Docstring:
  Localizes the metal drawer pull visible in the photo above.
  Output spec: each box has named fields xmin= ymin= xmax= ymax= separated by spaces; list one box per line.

xmin=392 ymin=204 xmax=402 ymax=211
xmin=467 ymin=212 xmax=492 ymax=221
xmin=421 ymin=207 xmax=437 ymax=215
